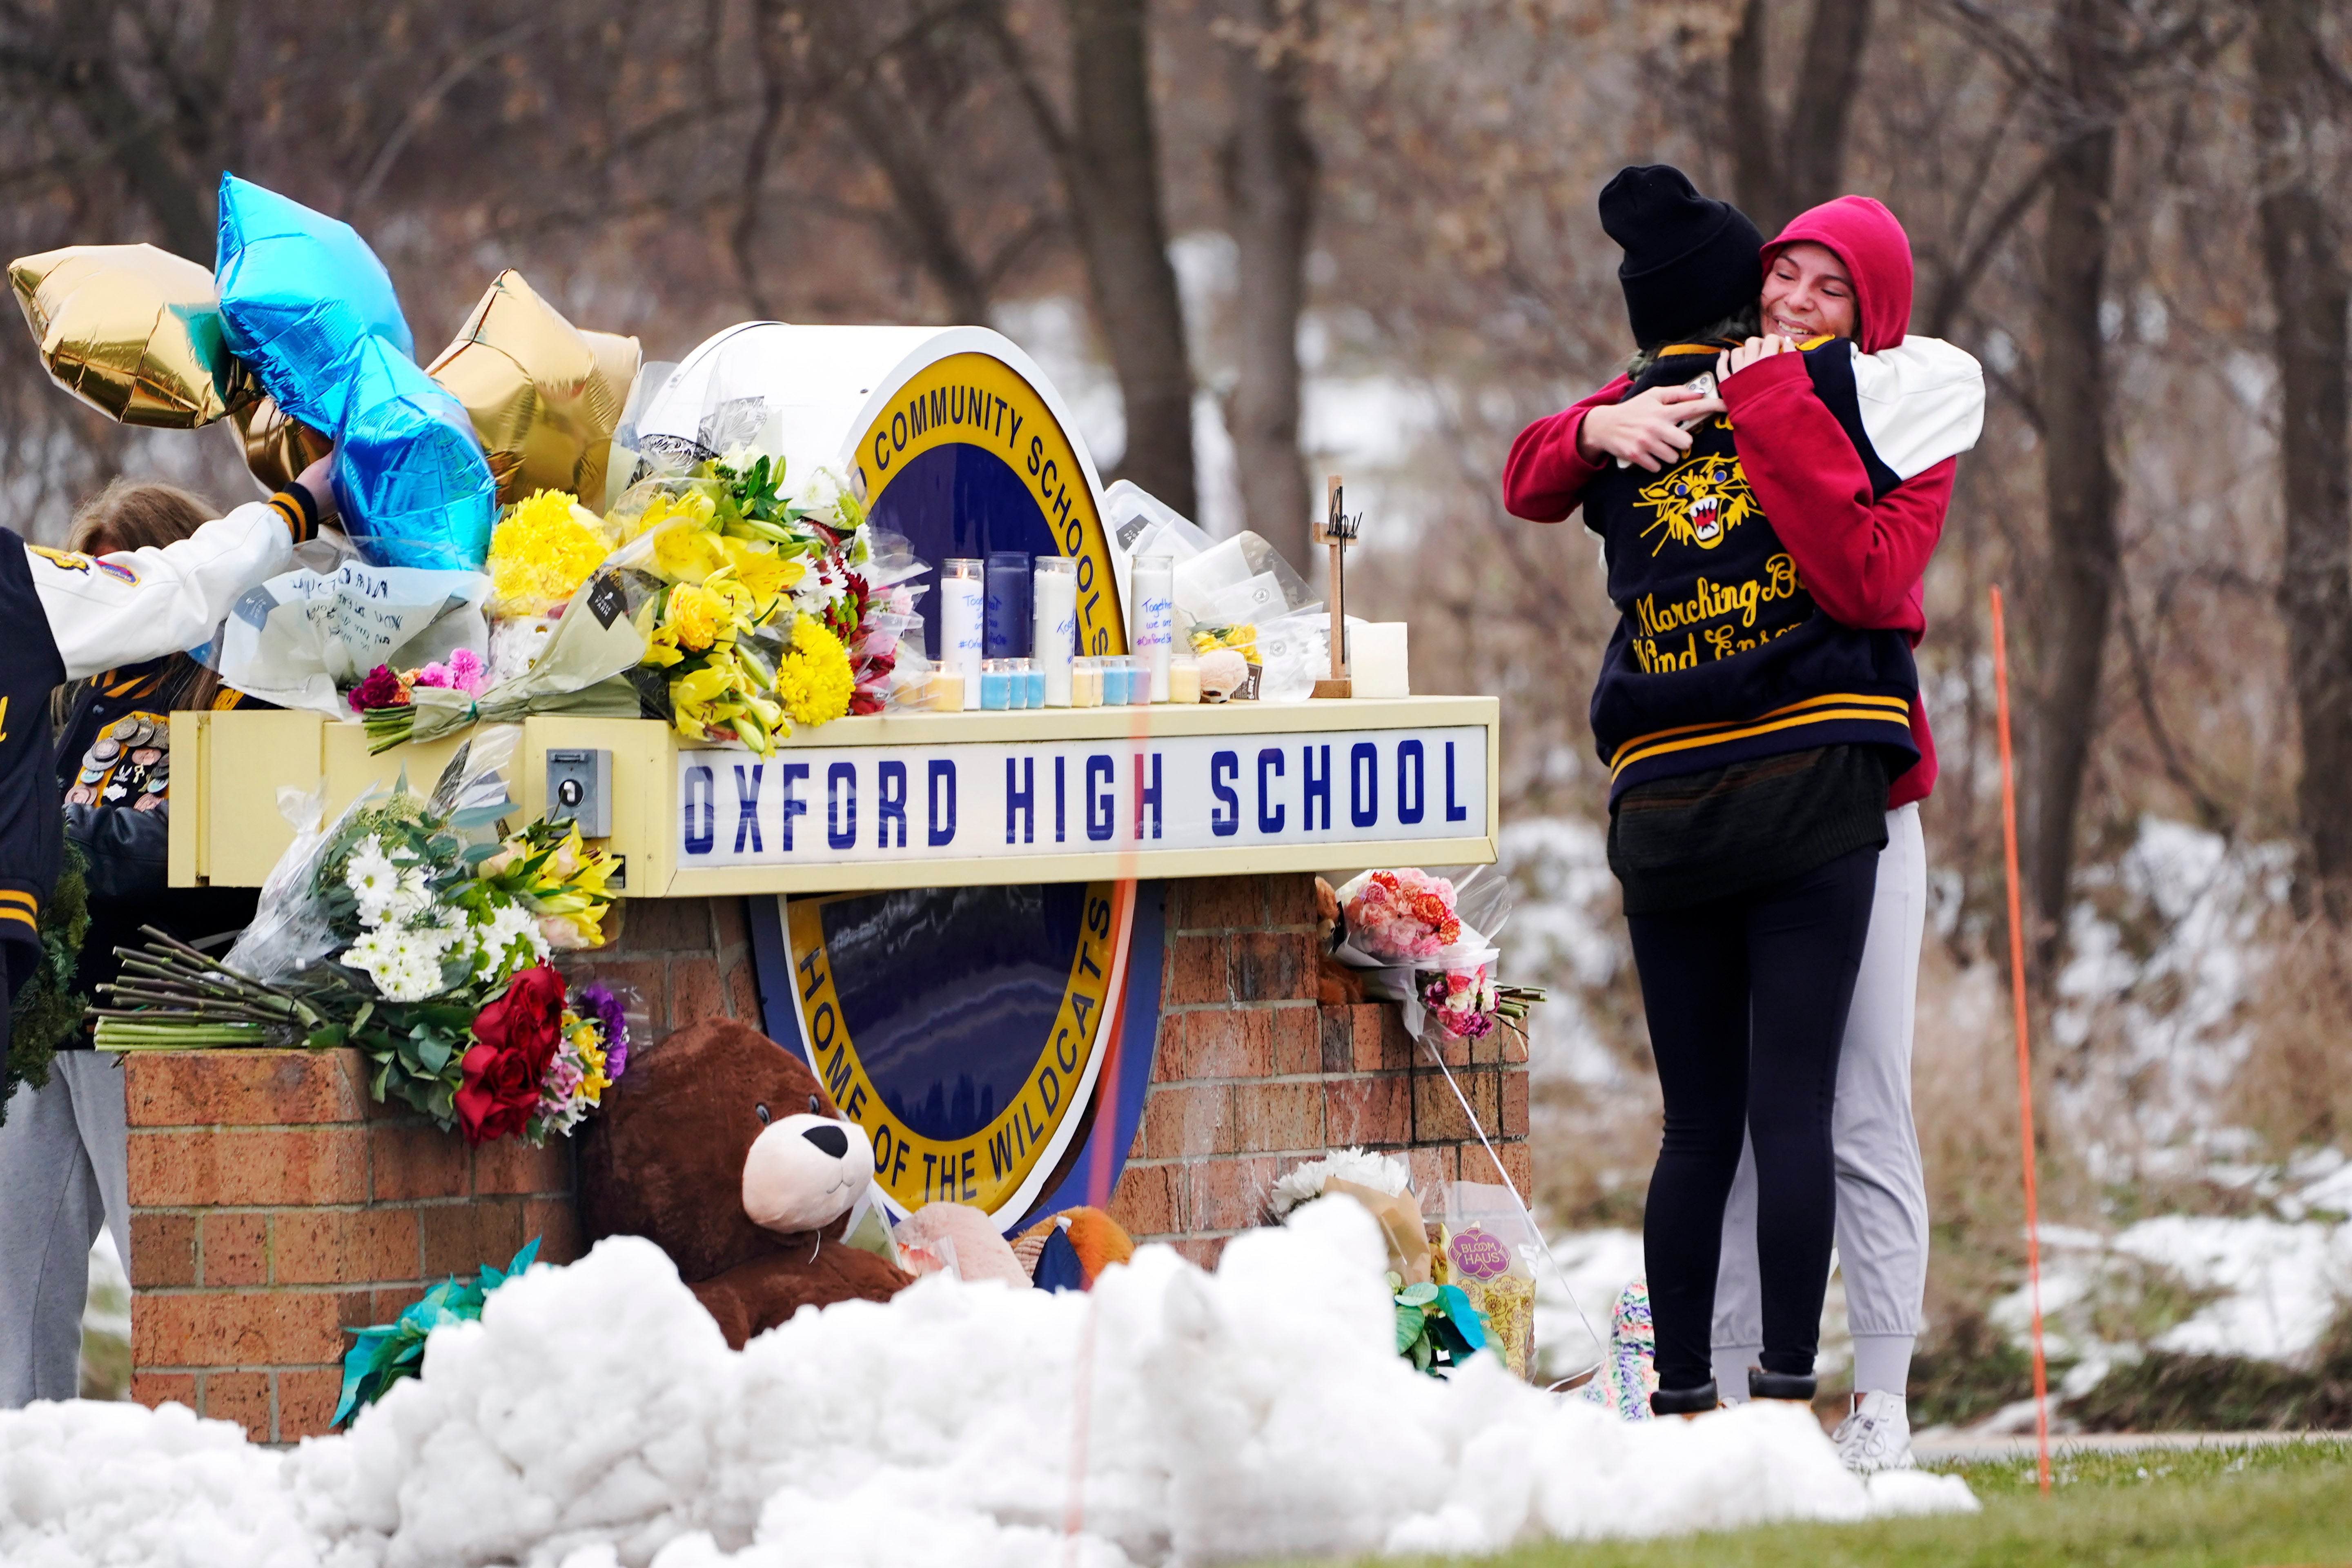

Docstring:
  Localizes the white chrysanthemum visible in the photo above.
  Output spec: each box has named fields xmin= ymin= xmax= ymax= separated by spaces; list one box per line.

xmin=469 ymin=896 xmax=550 ymax=981
xmin=345 ymin=837 xmax=402 ymax=926
xmin=384 ymin=865 xmax=434 ymax=925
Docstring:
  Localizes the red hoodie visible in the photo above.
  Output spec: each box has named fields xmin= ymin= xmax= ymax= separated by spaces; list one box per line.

xmin=1502 ymin=194 xmax=1971 ymax=810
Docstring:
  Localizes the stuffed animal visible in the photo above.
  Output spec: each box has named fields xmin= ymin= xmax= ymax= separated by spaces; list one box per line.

xmin=892 ymin=1202 xmax=1030 ymax=1287
xmin=1010 ymin=1207 xmax=1136 ymax=1290
xmin=577 ymin=1016 xmax=912 ymax=1348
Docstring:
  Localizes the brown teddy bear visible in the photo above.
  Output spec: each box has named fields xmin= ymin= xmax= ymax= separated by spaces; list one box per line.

xmin=577 ymin=1016 xmax=911 ymax=1348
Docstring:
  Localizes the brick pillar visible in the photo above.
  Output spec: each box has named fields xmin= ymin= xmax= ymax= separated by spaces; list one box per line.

xmin=1109 ymin=873 xmax=1531 ymax=1267
xmin=564 ymin=895 xmax=763 ymax=1036
xmin=123 ymin=1050 xmax=580 ymax=1443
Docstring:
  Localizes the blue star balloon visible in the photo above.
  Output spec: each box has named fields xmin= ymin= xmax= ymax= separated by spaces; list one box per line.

xmin=214 ymin=173 xmax=413 ymax=431
xmin=332 ymin=336 xmax=497 ymax=571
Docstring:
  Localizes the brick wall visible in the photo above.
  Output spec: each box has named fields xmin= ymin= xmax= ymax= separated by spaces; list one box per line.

xmin=1109 ymin=873 xmax=1530 ymax=1268
xmin=122 ymin=880 xmax=1529 ymax=1437
xmin=123 ymin=1049 xmax=579 ymax=1443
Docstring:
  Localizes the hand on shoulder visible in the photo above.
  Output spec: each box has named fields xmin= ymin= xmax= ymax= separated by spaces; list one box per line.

xmin=1574 ymin=383 xmax=1727 ymax=473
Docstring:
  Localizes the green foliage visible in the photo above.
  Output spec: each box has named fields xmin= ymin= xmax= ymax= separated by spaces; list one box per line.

xmin=3 ymin=841 xmax=90 ymax=1123
xmin=1389 ymin=1271 xmax=1489 ymax=1377
xmin=333 ymin=1237 xmax=541 ymax=1426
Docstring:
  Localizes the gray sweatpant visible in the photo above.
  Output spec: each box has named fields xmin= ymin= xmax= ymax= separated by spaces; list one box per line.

xmin=0 ymin=1051 xmax=131 ymax=1407
xmin=1713 ymin=804 xmax=1928 ymax=1397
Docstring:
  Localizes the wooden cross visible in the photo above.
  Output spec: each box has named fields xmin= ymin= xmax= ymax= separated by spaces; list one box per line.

xmin=1314 ymin=474 xmax=1361 ymax=700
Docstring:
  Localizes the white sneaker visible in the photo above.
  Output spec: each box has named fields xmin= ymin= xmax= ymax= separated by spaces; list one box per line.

xmin=1832 ymin=1390 xmax=1915 ymax=1473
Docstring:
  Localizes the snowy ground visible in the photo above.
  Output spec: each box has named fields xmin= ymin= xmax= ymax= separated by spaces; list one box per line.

xmin=3 ymin=1201 xmax=1971 ymax=1568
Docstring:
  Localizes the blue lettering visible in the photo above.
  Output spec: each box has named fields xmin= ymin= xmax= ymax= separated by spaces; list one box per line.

xmin=1397 ymin=739 xmax=1425 ymax=824
xmin=1134 ymin=751 xmax=1162 ymax=840
xmin=1445 ymin=741 xmax=1468 ymax=823
xmin=1054 ymin=755 xmax=1067 ymax=843
xmin=1006 ymin=755 xmax=1036 ymax=845
xmin=877 ymin=760 xmax=908 ymax=848
xmin=1302 ymin=744 xmax=1331 ymax=832
xmin=682 ymin=765 xmax=715 ymax=855
xmin=1209 ymin=750 xmax=1240 ymax=837
xmin=826 ymin=761 xmax=857 ymax=850
xmin=1350 ymin=743 xmax=1378 ymax=829
xmin=1257 ymin=748 xmax=1285 ymax=834
xmin=733 ymin=764 xmax=764 ymax=853
xmin=1086 ymin=754 xmax=1115 ymax=841
xmin=779 ymin=763 xmax=810 ymax=851
xmin=928 ymin=760 xmax=958 ymax=845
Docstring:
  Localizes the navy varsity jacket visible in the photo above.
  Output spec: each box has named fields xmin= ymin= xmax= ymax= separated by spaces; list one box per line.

xmin=1581 ymin=342 xmax=1922 ymax=802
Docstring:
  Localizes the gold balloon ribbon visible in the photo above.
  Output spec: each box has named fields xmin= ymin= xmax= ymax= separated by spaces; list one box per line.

xmin=8 ymin=244 xmax=236 ymax=427
xmin=427 ymin=271 xmax=641 ymax=506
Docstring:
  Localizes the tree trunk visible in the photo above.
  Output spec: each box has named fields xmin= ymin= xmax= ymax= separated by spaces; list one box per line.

xmin=2026 ymin=0 xmax=2122 ymax=970
xmin=1222 ymin=0 xmax=1316 ymax=563
xmin=1064 ymin=0 xmax=1196 ymax=516
xmin=1723 ymin=0 xmax=1874 ymax=238
xmin=2255 ymin=0 xmax=2352 ymax=922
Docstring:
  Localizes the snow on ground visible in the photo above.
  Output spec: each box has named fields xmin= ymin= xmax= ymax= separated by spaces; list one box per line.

xmin=1992 ymin=1156 xmax=2352 ymax=1390
xmin=2 ymin=1202 xmax=1971 ymax=1568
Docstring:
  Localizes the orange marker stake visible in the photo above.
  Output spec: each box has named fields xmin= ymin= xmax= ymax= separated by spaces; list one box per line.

xmin=1990 ymin=585 xmax=2053 ymax=1495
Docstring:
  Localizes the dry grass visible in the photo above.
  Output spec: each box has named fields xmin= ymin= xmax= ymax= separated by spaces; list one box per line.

xmin=2227 ymin=919 xmax=2352 ymax=1159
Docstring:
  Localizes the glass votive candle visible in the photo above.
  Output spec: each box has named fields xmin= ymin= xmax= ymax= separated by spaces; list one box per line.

xmin=980 ymin=658 xmax=1014 ymax=711
xmin=1024 ymin=658 xmax=1046 ymax=709
xmin=1119 ymin=655 xmax=1149 ymax=705
xmin=1071 ymin=656 xmax=1103 ymax=707
xmin=1100 ymin=656 xmax=1129 ymax=706
xmin=1167 ymin=656 xmax=1201 ymax=704
xmin=929 ymin=669 xmax=965 ymax=711
xmin=1007 ymin=657 xmax=1034 ymax=709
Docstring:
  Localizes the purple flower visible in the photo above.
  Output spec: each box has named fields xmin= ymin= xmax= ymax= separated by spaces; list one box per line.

xmin=581 ymin=981 xmax=629 ymax=1079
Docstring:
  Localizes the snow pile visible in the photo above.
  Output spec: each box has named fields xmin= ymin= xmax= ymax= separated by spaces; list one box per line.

xmin=1 ymin=1201 xmax=1972 ymax=1567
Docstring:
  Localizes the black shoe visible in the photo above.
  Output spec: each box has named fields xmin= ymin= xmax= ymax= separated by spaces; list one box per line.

xmin=1749 ymin=1368 xmax=1817 ymax=1401
xmin=1650 ymin=1381 xmax=1719 ymax=1417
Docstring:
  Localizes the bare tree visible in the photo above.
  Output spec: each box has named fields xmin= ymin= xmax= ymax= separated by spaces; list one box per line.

xmin=1220 ymin=0 xmax=1316 ymax=561
xmin=985 ymin=0 xmax=1197 ymax=514
xmin=2255 ymin=0 xmax=2352 ymax=922
xmin=1724 ymin=0 xmax=1876 ymax=236
xmin=2025 ymin=0 xmax=2126 ymax=967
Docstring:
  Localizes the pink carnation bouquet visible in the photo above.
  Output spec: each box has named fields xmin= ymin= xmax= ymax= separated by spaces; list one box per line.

xmin=1341 ymin=867 xmax=1461 ymax=964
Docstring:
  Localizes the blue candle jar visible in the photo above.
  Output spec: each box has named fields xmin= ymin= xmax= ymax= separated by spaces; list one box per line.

xmin=979 ymin=659 xmax=1013 ymax=711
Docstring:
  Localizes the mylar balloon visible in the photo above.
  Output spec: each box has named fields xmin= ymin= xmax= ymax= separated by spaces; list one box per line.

xmin=332 ymin=336 xmax=497 ymax=571
xmin=425 ymin=269 xmax=639 ymax=507
xmin=214 ymin=173 xmax=413 ymax=432
xmin=8 ymin=244 xmax=236 ymax=426
xmin=229 ymin=377 xmax=334 ymax=492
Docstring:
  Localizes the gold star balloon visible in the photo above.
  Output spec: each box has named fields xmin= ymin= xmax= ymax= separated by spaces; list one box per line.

xmin=427 ymin=270 xmax=641 ymax=506
xmin=8 ymin=244 xmax=237 ymax=427
xmin=227 ymin=363 xmax=334 ymax=491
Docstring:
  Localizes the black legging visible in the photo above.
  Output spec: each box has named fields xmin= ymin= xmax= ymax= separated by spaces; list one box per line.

xmin=1628 ymin=845 xmax=1878 ymax=1392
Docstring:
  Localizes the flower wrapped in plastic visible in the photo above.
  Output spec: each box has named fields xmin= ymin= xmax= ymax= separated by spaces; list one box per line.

xmin=90 ymin=732 xmax=630 ymax=1141
xmin=1336 ymin=867 xmax=1462 ymax=965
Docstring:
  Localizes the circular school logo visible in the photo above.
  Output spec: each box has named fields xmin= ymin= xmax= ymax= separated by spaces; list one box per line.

xmin=782 ymin=879 xmax=1149 ymax=1226
xmin=851 ymin=349 xmax=1127 ymax=660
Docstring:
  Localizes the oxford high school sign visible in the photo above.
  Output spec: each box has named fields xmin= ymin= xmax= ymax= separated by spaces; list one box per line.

xmin=674 ymin=703 xmax=1494 ymax=891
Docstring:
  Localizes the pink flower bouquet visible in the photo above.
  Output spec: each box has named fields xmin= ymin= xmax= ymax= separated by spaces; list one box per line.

xmin=1343 ymin=868 xmax=1461 ymax=964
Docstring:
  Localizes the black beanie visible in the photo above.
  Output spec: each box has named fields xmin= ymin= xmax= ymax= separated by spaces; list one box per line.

xmin=1599 ymin=165 xmax=1765 ymax=349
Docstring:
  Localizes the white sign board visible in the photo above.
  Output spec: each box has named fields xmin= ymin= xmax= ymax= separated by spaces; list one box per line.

xmin=677 ymin=725 xmax=1488 ymax=870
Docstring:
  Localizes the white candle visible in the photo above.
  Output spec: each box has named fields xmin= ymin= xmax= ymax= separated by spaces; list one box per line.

xmin=1033 ymin=557 xmax=1078 ymax=707
xmin=1349 ymin=621 xmax=1410 ymax=699
xmin=1133 ymin=555 xmax=1174 ymax=702
xmin=940 ymin=559 xmax=985 ymax=711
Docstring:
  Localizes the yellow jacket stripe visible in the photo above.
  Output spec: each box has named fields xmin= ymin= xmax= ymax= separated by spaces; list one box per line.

xmin=1609 ymin=704 xmax=1914 ymax=781
xmin=1606 ymin=691 xmax=1912 ymax=769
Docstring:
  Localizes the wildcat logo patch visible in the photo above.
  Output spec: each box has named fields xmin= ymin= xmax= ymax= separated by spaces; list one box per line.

xmin=1635 ymin=442 xmax=1756 ymax=555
